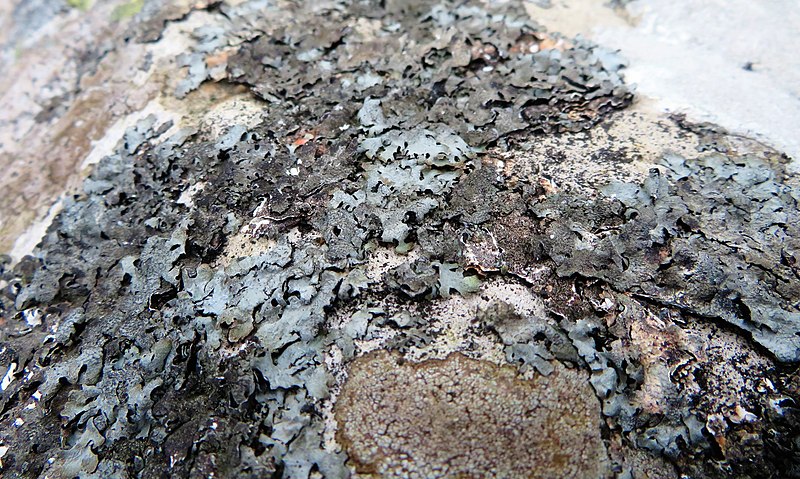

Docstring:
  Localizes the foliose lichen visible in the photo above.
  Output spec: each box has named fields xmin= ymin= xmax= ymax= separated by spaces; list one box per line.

xmin=0 ymin=1 xmax=798 ymax=478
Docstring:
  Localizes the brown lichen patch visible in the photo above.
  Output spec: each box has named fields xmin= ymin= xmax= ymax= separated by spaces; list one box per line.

xmin=335 ymin=351 xmax=609 ymax=478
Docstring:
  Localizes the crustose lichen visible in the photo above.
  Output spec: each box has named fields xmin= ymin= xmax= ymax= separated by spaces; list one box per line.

xmin=335 ymin=351 xmax=609 ymax=478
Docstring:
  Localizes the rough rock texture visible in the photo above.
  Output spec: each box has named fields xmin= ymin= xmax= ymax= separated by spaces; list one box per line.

xmin=0 ymin=1 xmax=798 ymax=479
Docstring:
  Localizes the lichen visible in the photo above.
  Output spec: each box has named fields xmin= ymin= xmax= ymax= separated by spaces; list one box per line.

xmin=335 ymin=351 xmax=609 ymax=478
xmin=110 ymin=0 xmax=144 ymax=22
xmin=0 ymin=0 xmax=798 ymax=478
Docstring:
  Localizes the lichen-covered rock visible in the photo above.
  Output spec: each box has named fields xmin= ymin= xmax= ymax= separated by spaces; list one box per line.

xmin=0 ymin=1 xmax=798 ymax=479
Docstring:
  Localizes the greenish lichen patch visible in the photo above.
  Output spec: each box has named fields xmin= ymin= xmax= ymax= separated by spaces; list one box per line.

xmin=110 ymin=0 xmax=144 ymax=22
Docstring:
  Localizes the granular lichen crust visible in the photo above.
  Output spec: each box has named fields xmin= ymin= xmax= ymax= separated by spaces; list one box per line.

xmin=335 ymin=351 xmax=609 ymax=478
